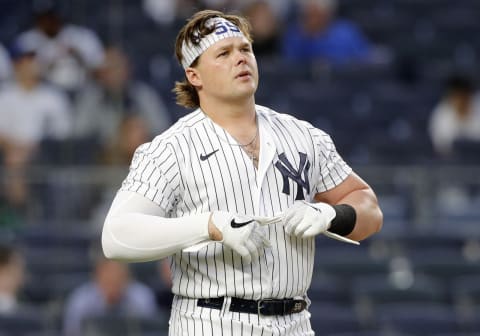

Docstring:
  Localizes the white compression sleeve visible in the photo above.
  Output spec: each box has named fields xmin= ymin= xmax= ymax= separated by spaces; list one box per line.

xmin=102 ymin=190 xmax=211 ymax=262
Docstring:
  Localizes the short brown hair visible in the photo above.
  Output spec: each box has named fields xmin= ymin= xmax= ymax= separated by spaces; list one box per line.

xmin=173 ymin=10 xmax=253 ymax=109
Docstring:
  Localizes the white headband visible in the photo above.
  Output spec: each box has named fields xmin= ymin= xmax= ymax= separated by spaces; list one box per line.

xmin=180 ymin=17 xmax=245 ymax=69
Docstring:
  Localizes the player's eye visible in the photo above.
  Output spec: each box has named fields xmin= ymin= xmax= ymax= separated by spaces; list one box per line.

xmin=217 ymin=50 xmax=228 ymax=57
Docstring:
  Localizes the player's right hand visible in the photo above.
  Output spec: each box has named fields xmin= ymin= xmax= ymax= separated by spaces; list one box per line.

xmin=210 ymin=211 xmax=270 ymax=263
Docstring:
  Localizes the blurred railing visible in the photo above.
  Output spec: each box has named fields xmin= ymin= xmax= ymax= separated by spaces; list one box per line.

xmin=1 ymin=164 xmax=479 ymax=235
xmin=1 ymin=164 xmax=479 ymax=335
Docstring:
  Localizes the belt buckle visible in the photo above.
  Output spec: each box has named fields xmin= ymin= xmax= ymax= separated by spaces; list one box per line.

xmin=292 ymin=300 xmax=305 ymax=314
xmin=257 ymin=299 xmax=272 ymax=316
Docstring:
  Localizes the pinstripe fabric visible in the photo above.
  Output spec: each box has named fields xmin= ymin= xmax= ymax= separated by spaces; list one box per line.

xmin=169 ymin=296 xmax=314 ymax=336
xmin=121 ymin=105 xmax=351 ymax=335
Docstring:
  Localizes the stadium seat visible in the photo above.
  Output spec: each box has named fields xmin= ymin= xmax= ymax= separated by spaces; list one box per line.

xmin=327 ymin=332 xmax=412 ymax=336
xmin=396 ymin=234 xmax=467 ymax=259
xmin=351 ymin=271 xmax=450 ymax=328
xmin=451 ymin=140 xmax=480 ymax=164
xmin=314 ymin=242 xmax=389 ymax=278
xmin=0 ymin=310 xmax=48 ymax=336
xmin=82 ymin=315 xmax=169 ymax=336
xmin=435 ymin=334 xmax=480 ymax=336
xmin=23 ymin=271 xmax=90 ymax=305
xmin=376 ymin=302 xmax=460 ymax=336
xmin=452 ymin=275 xmax=480 ymax=327
xmin=19 ymin=227 xmax=94 ymax=304
xmin=309 ymin=303 xmax=362 ymax=335
xmin=308 ymin=272 xmax=351 ymax=305
xmin=453 ymin=274 xmax=480 ymax=300
xmin=351 ymin=273 xmax=448 ymax=307
xmin=377 ymin=193 xmax=411 ymax=222
xmin=411 ymin=251 xmax=480 ymax=284
xmin=464 ymin=307 xmax=480 ymax=333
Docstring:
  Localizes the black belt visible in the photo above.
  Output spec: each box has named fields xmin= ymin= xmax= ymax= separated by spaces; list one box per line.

xmin=197 ymin=297 xmax=307 ymax=316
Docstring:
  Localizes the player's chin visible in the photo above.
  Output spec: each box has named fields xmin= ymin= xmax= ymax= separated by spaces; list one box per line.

xmin=232 ymin=90 xmax=256 ymax=101
xmin=237 ymin=82 xmax=258 ymax=95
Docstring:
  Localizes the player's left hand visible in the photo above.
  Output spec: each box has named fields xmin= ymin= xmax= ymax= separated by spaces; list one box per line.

xmin=283 ymin=201 xmax=336 ymax=238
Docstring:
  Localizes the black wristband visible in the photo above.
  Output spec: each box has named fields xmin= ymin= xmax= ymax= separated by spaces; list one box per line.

xmin=329 ymin=204 xmax=356 ymax=236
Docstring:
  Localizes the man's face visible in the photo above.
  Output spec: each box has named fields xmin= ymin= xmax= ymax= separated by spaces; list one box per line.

xmin=451 ymin=91 xmax=472 ymax=118
xmin=14 ymin=53 xmax=41 ymax=80
xmin=96 ymin=260 xmax=129 ymax=306
xmin=189 ymin=36 xmax=259 ymax=104
xmin=97 ymin=49 xmax=130 ymax=92
xmin=303 ymin=1 xmax=333 ymax=34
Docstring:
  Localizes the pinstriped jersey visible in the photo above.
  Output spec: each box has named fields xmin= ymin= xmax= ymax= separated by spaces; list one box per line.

xmin=120 ymin=104 xmax=352 ymax=300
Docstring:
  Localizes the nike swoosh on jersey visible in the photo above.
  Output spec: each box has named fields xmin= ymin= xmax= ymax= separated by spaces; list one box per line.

xmin=200 ymin=149 xmax=219 ymax=161
xmin=230 ymin=219 xmax=254 ymax=228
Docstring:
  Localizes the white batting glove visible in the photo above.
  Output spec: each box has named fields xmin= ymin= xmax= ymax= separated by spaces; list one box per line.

xmin=211 ymin=212 xmax=270 ymax=263
xmin=284 ymin=201 xmax=336 ymax=238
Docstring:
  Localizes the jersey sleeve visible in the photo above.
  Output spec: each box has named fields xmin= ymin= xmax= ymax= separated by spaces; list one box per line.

xmin=310 ymin=127 xmax=352 ymax=194
xmin=120 ymin=140 xmax=180 ymax=214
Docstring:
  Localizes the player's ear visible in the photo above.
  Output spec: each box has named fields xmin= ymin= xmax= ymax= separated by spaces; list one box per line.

xmin=185 ymin=67 xmax=202 ymax=88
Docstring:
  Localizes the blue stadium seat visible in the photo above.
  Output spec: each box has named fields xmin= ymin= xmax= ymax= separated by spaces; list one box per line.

xmin=435 ymin=219 xmax=480 ymax=239
xmin=452 ymin=275 xmax=480 ymax=306
xmin=397 ymin=234 xmax=467 ymax=259
xmin=435 ymin=334 xmax=480 ymax=336
xmin=314 ymin=242 xmax=389 ymax=278
xmin=327 ymin=332 xmax=412 ymax=336
xmin=308 ymin=273 xmax=351 ymax=305
xmin=465 ymin=307 xmax=480 ymax=333
xmin=451 ymin=140 xmax=480 ymax=164
xmin=0 ymin=310 xmax=48 ymax=336
xmin=82 ymin=315 xmax=169 ymax=336
xmin=309 ymin=303 xmax=362 ymax=335
xmin=452 ymin=276 xmax=480 ymax=332
xmin=376 ymin=302 xmax=460 ymax=336
xmin=377 ymin=193 xmax=411 ymax=223
xmin=351 ymin=273 xmax=448 ymax=307
xmin=411 ymin=253 xmax=479 ymax=285
xmin=19 ymin=227 xmax=94 ymax=304
xmin=23 ymin=271 xmax=90 ymax=305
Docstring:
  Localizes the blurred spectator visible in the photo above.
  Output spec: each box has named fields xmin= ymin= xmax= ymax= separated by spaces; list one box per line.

xmin=101 ymin=115 xmax=151 ymax=165
xmin=246 ymin=0 xmax=293 ymax=20
xmin=0 ymin=245 xmax=25 ymax=314
xmin=243 ymin=1 xmax=282 ymax=58
xmin=15 ymin=1 xmax=104 ymax=92
xmin=88 ymin=115 xmax=151 ymax=231
xmin=428 ymin=75 xmax=480 ymax=157
xmin=142 ymin=0 xmax=292 ymax=29
xmin=201 ymin=0 xmax=293 ymax=18
xmin=0 ymin=40 xmax=72 ymax=214
xmin=143 ymin=0 xmax=208 ymax=25
xmin=143 ymin=0 xmax=177 ymax=26
xmin=73 ymin=46 xmax=171 ymax=158
xmin=0 ymin=43 xmax=12 ymax=82
xmin=282 ymin=0 xmax=372 ymax=65
xmin=62 ymin=255 xmax=158 ymax=336
xmin=155 ymin=258 xmax=174 ymax=310
xmin=0 ymin=41 xmax=72 ymax=150
xmin=200 ymin=0 xmax=232 ymax=10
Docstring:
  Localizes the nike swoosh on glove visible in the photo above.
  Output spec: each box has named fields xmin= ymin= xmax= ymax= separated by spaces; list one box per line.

xmin=284 ymin=201 xmax=336 ymax=238
xmin=212 ymin=212 xmax=270 ymax=263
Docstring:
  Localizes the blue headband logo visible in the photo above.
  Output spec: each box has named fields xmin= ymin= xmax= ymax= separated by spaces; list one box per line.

xmin=215 ymin=21 xmax=240 ymax=35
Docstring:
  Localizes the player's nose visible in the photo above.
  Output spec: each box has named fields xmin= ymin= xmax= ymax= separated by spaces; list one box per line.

xmin=234 ymin=50 xmax=247 ymax=65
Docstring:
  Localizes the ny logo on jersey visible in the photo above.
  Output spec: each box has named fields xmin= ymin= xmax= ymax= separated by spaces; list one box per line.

xmin=274 ymin=152 xmax=311 ymax=200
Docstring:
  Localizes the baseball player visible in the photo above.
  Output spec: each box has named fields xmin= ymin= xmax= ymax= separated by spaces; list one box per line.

xmin=102 ymin=9 xmax=383 ymax=335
